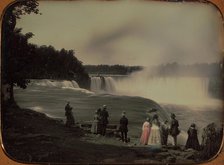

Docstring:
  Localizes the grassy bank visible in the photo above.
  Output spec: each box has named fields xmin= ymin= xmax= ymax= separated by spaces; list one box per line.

xmin=2 ymin=103 xmax=201 ymax=164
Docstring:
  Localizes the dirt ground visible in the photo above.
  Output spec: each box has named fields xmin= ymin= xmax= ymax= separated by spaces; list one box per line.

xmin=2 ymin=103 xmax=202 ymax=164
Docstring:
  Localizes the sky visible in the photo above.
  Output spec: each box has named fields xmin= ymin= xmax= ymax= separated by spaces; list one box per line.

xmin=16 ymin=1 xmax=224 ymax=66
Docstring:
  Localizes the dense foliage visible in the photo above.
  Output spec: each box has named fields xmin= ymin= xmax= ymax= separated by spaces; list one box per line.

xmin=2 ymin=0 xmax=90 ymax=103
xmin=85 ymin=65 xmax=143 ymax=75
xmin=2 ymin=0 xmax=40 ymax=102
xmin=26 ymin=45 xmax=90 ymax=89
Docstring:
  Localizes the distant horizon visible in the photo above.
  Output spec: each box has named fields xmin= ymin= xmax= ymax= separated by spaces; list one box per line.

xmin=83 ymin=61 xmax=222 ymax=67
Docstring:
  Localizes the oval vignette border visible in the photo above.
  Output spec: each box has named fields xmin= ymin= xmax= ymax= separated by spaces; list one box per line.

xmin=0 ymin=0 xmax=223 ymax=165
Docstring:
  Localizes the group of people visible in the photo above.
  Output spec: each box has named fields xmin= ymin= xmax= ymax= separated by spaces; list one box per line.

xmin=64 ymin=102 xmax=128 ymax=142
xmin=91 ymin=105 xmax=109 ymax=136
xmin=65 ymin=103 xmax=200 ymax=150
xmin=140 ymin=112 xmax=200 ymax=150
xmin=140 ymin=113 xmax=180 ymax=146
xmin=64 ymin=102 xmax=110 ymax=136
xmin=91 ymin=107 xmax=129 ymax=143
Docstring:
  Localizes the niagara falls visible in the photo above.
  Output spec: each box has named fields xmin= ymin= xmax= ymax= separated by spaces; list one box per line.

xmin=2 ymin=0 xmax=224 ymax=164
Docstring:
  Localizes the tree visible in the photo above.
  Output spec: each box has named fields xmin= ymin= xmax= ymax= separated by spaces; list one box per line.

xmin=2 ymin=0 xmax=40 ymax=103
xmin=23 ymin=44 xmax=90 ymax=88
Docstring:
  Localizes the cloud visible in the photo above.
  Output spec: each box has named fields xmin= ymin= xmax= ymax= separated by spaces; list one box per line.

xmin=16 ymin=1 xmax=223 ymax=65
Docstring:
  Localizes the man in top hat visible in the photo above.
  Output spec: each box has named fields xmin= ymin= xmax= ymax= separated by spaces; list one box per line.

xmin=100 ymin=105 xmax=109 ymax=136
xmin=119 ymin=111 xmax=128 ymax=143
xmin=170 ymin=113 xmax=180 ymax=146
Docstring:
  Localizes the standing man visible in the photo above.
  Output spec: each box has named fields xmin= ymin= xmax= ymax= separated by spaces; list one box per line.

xmin=119 ymin=111 xmax=128 ymax=143
xmin=160 ymin=120 xmax=169 ymax=146
xmin=101 ymin=105 xmax=109 ymax=136
xmin=170 ymin=113 xmax=180 ymax=146
xmin=65 ymin=102 xmax=75 ymax=127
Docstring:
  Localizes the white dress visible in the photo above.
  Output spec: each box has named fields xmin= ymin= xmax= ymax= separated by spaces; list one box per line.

xmin=91 ymin=114 xmax=99 ymax=134
xmin=148 ymin=122 xmax=161 ymax=146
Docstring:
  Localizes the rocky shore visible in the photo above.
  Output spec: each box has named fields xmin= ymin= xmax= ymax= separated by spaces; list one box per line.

xmin=1 ymin=103 xmax=221 ymax=164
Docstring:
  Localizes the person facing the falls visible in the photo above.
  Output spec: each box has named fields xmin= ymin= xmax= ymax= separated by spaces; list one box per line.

xmin=140 ymin=117 xmax=151 ymax=145
xmin=91 ymin=109 xmax=100 ymax=134
xmin=185 ymin=123 xmax=200 ymax=150
xmin=170 ymin=113 xmax=180 ymax=146
xmin=160 ymin=120 xmax=169 ymax=146
xmin=119 ymin=111 xmax=128 ymax=143
xmin=148 ymin=114 xmax=161 ymax=146
xmin=65 ymin=102 xmax=75 ymax=127
xmin=96 ymin=108 xmax=102 ymax=134
xmin=100 ymin=105 xmax=109 ymax=136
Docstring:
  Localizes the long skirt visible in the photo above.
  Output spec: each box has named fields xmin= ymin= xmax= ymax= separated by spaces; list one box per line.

xmin=66 ymin=114 xmax=75 ymax=127
xmin=91 ymin=121 xmax=98 ymax=134
xmin=148 ymin=124 xmax=161 ymax=145
xmin=140 ymin=128 xmax=150 ymax=145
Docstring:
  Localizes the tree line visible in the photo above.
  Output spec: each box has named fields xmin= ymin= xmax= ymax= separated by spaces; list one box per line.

xmin=2 ymin=0 xmax=90 ymax=104
xmin=24 ymin=44 xmax=90 ymax=89
xmin=85 ymin=65 xmax=143 ymax=75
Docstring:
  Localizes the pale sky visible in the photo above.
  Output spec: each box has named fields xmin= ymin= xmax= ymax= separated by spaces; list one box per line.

xmin=16 ymin=1 xmax=223 ymax=65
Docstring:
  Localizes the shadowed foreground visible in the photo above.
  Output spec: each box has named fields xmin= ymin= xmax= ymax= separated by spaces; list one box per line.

xmin=2 ymin=103 xmax=216 ymax=164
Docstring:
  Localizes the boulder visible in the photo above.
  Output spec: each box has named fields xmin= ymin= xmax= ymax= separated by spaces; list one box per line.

xmin=200 ymin=123 xmax=223 ymax=160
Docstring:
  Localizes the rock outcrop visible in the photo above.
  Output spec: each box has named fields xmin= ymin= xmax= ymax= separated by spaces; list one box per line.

xmin=200 ymin=122 xmax=223 ymax=160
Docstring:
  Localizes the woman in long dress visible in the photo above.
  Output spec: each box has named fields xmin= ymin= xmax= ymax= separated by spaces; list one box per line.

xmin=140 ymin=118 xmax=151 ymax=145
xmin=91 ymin=110 xmax=100 ymax=134
xmin=148 ymin=114 xmax=161 ymax=146
xmin=185 ymin=123 xmax=200 ymax=150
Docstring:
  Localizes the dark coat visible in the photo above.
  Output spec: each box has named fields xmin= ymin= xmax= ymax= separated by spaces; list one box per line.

xmin=65 ymin=104 xmax=75 ymax=126
xmin=65 ymin=104 xmax=72 ymax=116
xmin=185 ymin=127 xmax=200 ymax=150
xmin=161 ymin=124 xmax=169 ymax=136
xmin=101 ymin=109 xmax=109 ymax=125
xmin=170 ymin=118 xmax=180 ymax=137
xmin=160 ymin=123 xmax=169 ymax=145
xmin=119 ymin=116 xmax=128 ymax=132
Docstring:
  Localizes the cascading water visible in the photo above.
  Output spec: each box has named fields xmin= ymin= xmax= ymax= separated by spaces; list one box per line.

xmin=114 ymin=69 xmax=221 ymax=106
xmin=90 ymin=76 xmax=116 ymax=93
xmin=104 ymin=77 xmax=116 ymax=93
xmin=30 ymin=79 xmax=80 ymax=89
xmin=14 ymin=74 xmax=223 ymax=146
xmin=90 ymin=77 xmax=102 ymax=92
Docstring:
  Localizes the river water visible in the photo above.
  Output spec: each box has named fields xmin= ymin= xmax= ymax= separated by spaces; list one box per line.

xmin=14 ymin=75 xmax=223 ymax=145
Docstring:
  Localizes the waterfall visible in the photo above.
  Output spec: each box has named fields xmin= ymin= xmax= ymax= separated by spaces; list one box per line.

xmin=90 ymin=77 xmax=102 ymax=92
xmin=62 ymin=80 xmax=79 ymax=89
xmin=114 ymin=70 xmax=221 ymax=106
xmin=90 ymin=76 xmax=116 ymax=93
xmin=105 ymin=77 xmax=116 ymax=92
xmin=30 ymin=79 xmax=80 ymax=89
